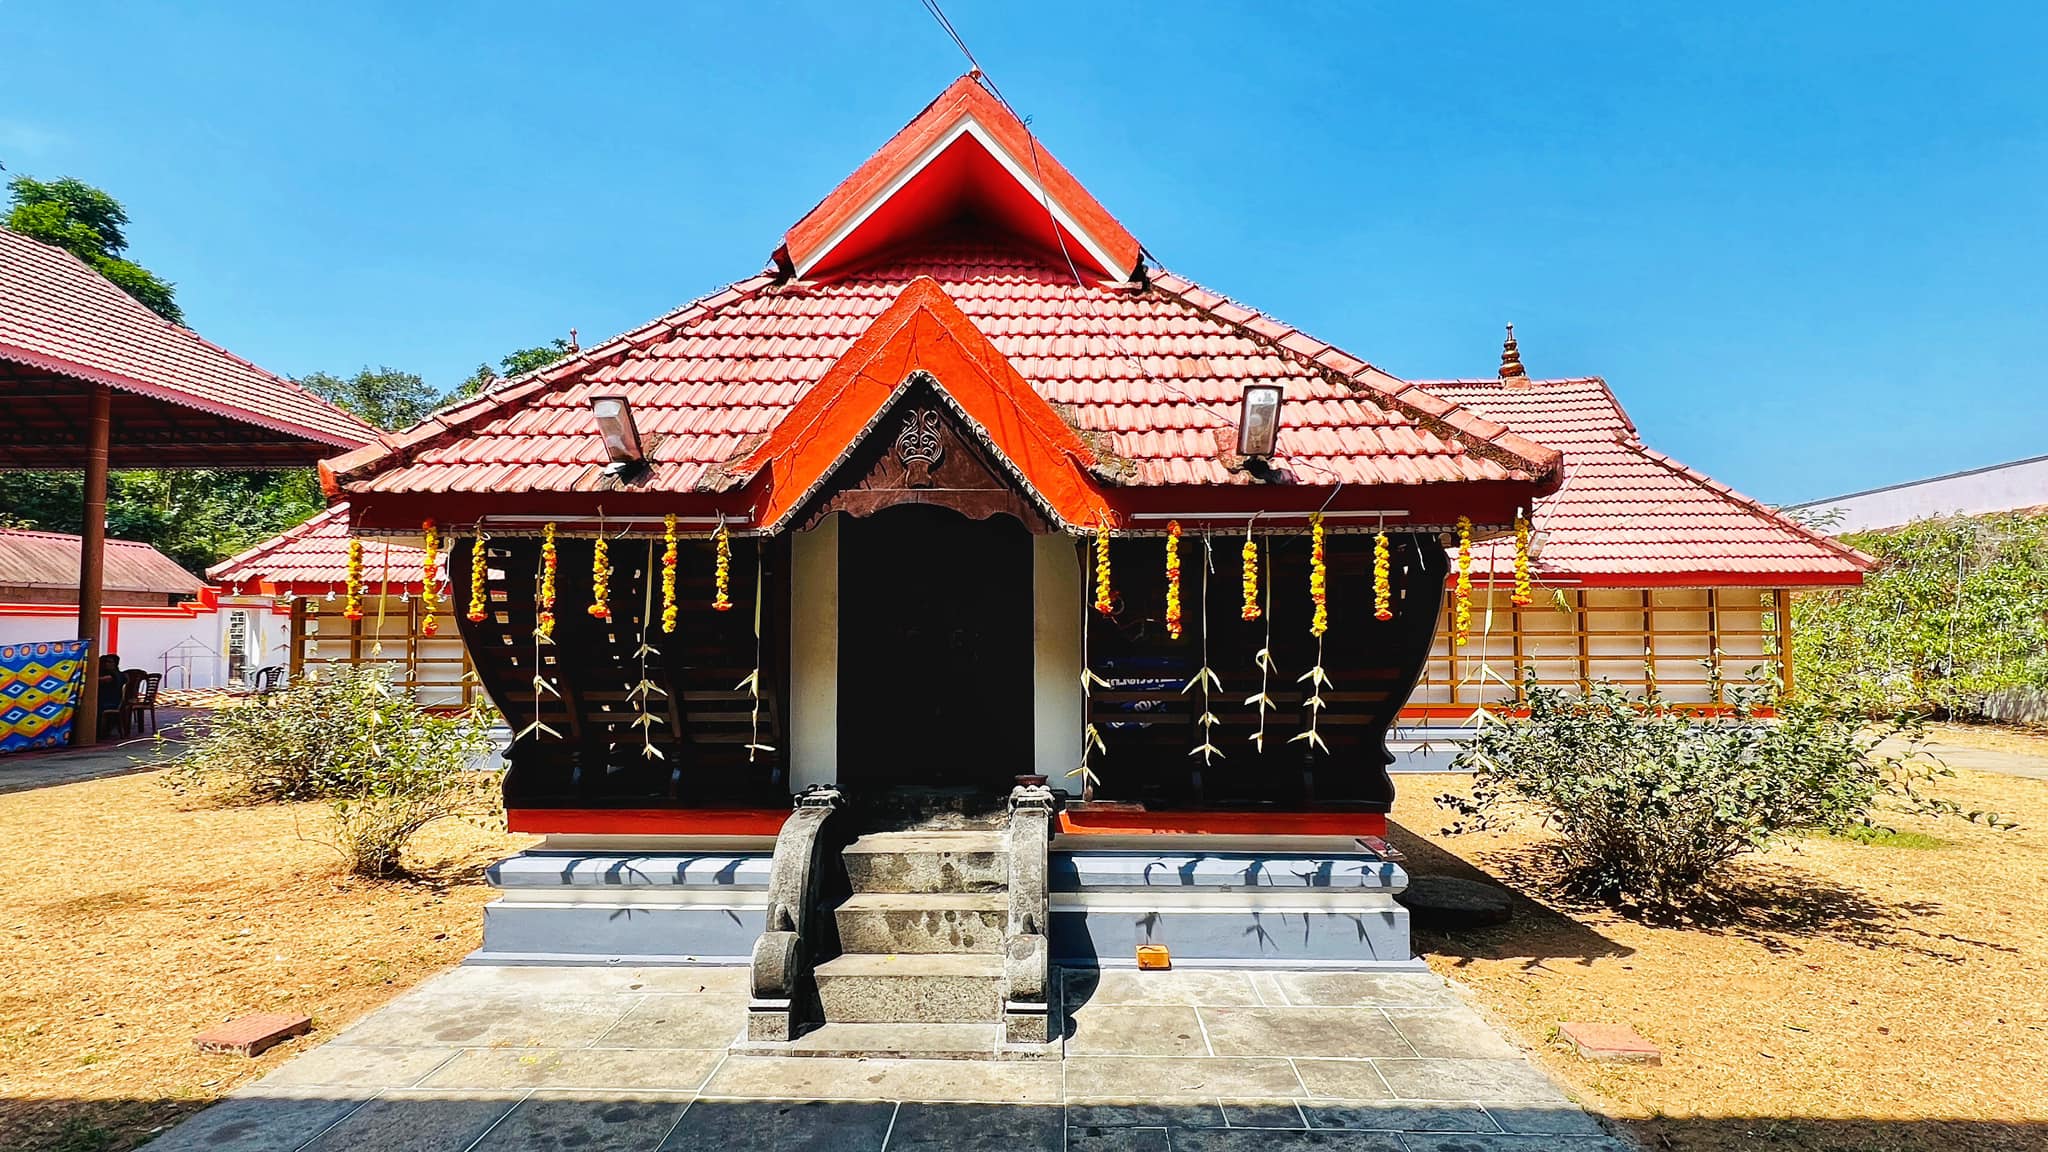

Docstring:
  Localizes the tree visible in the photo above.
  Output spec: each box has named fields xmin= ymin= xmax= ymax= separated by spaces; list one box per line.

xmin=454 ymin=339 xmax=572 ymax=399
xmin=297 ymin=368 xmax=444 ymax=432
xmin=6 ymin=174 xmax=183 ymax=324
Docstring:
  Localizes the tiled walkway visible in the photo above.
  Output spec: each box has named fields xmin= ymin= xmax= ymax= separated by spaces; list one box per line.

xmin=149 ymin=965 xmax=1627 ymax=1151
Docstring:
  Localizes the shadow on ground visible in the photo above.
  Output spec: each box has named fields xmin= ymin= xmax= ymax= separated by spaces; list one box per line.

xmin=1385 ymin=817 xmax=1635 ymax=970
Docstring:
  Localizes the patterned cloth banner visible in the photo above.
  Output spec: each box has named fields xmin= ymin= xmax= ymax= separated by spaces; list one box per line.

xmin=0 ymin=640 xmax=90 ymax=754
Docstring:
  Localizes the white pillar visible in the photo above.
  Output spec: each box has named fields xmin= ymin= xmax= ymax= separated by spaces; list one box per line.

xmin=1032 ymin=533 xmax=1083 ymax=781
xmin=789 ymin=516 xmax=839 ymax=791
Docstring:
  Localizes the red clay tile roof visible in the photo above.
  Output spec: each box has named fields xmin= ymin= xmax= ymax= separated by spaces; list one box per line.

xmin=1423 ymin=377 xmax=1872 ymax=586
xmin=207 ymin=503 xmax=437 ymax=592
xmin=0 ymin=227 xmax=376 ymax=451
xmin=0 ymin=529 xmax=205 ymax=596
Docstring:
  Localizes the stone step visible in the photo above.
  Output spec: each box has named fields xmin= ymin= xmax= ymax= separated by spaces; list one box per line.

xmin=835 ymin=892 xmax=1008 ymax=954
xmin=842 ymin=830 xmax=1008 ymax=895
xmin=780 ymin=1021 xmax=1004 ymax=1060
xmin=813 ymin=952 xmax=1005 ymax=1023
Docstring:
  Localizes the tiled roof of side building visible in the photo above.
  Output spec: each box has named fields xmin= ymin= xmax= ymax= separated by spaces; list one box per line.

xmin=207 ymin=504 xmax=436 ymax=592
xmin=1422 ymin=377 xmax=1872 ymax=585
xmin=0 ymin=228 xmax=377 ymax=449
xmin=0 ymin=529 xmax=206 ymax=596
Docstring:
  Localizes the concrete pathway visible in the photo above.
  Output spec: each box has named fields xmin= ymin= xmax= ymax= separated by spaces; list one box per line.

xmin=1919 ymin=738 xmax=2048 ymax=781
xmin=0 ymin=709 xmax=198 ymax=794
xmin=148 ymin=965 xmax=1625 ymax=1151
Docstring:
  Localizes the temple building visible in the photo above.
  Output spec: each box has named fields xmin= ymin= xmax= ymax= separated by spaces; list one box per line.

xmin=297 ymin=75 xmax=1864 ymax=1054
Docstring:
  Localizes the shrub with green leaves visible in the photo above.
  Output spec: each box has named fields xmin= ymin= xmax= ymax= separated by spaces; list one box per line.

xmin=1445 ymin=674 xmax=2007 ymax=911
xmin=163 ymin=665 xmax=498 ymax=877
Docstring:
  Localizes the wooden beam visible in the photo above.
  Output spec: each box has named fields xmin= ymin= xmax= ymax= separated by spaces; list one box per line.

xmin=1776 ymin=588 xmax=1795 ymax=698
xmin=70 ymin=383 xmax=110 ymax=747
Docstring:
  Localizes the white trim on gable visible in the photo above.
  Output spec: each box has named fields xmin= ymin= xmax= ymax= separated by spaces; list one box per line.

xmin=793 ymin=116 xmax=1131 ymax=284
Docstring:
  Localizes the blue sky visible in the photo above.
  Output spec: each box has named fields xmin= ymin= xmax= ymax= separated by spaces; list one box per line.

xmin=5 ymin=2 xmax=2043 ymax=502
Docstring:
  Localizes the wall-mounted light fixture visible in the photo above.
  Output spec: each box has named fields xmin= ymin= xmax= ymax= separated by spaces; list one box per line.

xmin=1237 ymin=384 xmax=1283 ymax=459
xmin=590 ymin=396 xmax=644 ymax=464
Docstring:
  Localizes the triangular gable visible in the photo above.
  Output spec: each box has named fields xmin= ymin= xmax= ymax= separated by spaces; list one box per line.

xmin=776 ymin=74 xmax=1144 ymax=283
xmin=731 ymin=277 xmax=1112 ymax=532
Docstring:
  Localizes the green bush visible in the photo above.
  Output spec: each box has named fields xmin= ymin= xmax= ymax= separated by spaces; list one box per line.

xmin=1793 ymin=511 xmax=2048 ymax=719
xmin=1445 ymin=674 xmax=2006 ymax=912
xmin=163 ymin=665 xmax=499 ymax=877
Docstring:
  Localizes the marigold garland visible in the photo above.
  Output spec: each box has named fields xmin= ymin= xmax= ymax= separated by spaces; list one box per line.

xmin=1453 ymin=515 xmax=1474 ymax=647
xmin=466 ymin=528 xmax=488 ymax=623
xmin=588 ymin=534 xmax=612 ymax=620
xmin=1372 ymin=530 xmax=1394 ymax=622
xmin=1511 ymin=513 xmax=1533 ymax=608
xmin=1240 ymin=531 xmax=1261 ymax=621
xmin=419 ymin=520 xmax=440 ymax=637
xmin=343 ymin=537 xmax=364 ymax=621
xmin=661 ymin=513 xmax=679 ymax=633
xmin=1308 ymin=512 xmax=1328 ymax=638
xmin=1163 ymin=521 xmax=1183 ymax=639
xmin=712 ymin=521 xmax=732 ymax=612
xmin=538 ymin=522 xmax=558 ymax=639
xmin=1093 ymin=520 xmax=1114 ymax=616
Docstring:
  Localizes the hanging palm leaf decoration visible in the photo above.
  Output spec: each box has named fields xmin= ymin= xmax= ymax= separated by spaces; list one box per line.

xmin=518 ymin=544 xmax=562 ymax=742
xmin=741 ymin=549 xmax=775 ymax=761
xmin=1292 ymin=519 xmax=1333 ymax=755
xmin=1245 ymin=533 xmax=1276 ymax=751
xmin=1072 ymin=537 xmax=1109 ymax=794
xmin=1454 ymin=515 xmax=1474 ymax=647
xmin=1185 ymin=533 xmax=1225 ymax=764
xmin=631 ymin=540 xmax=666 ymax=761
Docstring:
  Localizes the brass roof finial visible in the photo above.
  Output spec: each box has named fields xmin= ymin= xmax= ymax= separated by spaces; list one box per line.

xmin=1499 ymin=323 xmax=1527 ymax=383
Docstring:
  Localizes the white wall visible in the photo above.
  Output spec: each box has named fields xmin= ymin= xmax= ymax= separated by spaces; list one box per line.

xmin=1032 ymin=534 xmax=1084 ymax=781
xmin=1789 ymin=454 xmax=2048 ymax=533
xmin=789 ymin=517 xmax=840 ymax=791
xmin=0 ymin=603 xmax=286 ymax=691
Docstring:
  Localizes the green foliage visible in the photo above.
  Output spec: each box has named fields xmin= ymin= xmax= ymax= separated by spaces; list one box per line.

xmin=6 ymin=174 xmax=182 ymax=324
xmin=0 ymin=469 xmax=324 ymax=575
xmin=1444 ymin=674 xmax=2006 ymax=912
xmin=1793 ymin=511 xmax=2048 ymax=719
xmin=453 ymin=339 xmax=572 ymax=399
xmin=296 ymin=367 xmax=444 ymax=432
xmin=162 ymin=664 xmax=499 ymax=877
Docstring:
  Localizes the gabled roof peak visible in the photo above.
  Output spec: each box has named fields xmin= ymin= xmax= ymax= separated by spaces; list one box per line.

xmin=775 ymin=74 xmax=1144 ymax=284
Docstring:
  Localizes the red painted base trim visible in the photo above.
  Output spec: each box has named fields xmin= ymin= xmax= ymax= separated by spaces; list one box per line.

xmin=1057 ymin=809 xmax=1388 ymax=838
xmin=506 ymin=808 xmax=789 ymax=836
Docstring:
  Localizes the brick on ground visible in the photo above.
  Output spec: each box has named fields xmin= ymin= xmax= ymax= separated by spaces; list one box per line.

xmin=1558 ymin=1021 xmax=1660 ymax=1064
xmin=194 ymin=1012 xmax=312 ymax=1057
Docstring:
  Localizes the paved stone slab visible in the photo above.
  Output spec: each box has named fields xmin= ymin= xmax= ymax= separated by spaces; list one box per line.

xmin=299 ymin=1089 xmax=519 ymax=1152
xmin=432 ymin=963 xmax=748 ymax=996
xmin=1272 ymin=971 xmax=1465 ymax=1009
xmin=888 ymin=1102 xmax=1064 ymax=1150
xmin=1065 ymin=1097 xmax=1226 ymax=1128
xmin=1065 ymin=968 xmax=1262 ymax=1007
xmin=657 ymin=1099 xmax=895 ymax=1151
xmin=1065 ymin=1004 xmax=1209 ymax=1056
xmin=1067 ymin=1128 xmax=1171 ymax=1152
xmin=703 ymin=1054 xmax=1061 ymax=1103
xmin=419 ymin=1046 xmax=722 ymax=1091
xmin=1365 ymin=1058 xmax=1570 ymax=1103
xmin=1401 ymin=1135 xmax=1633 ymax=1152
xmin=1199 ymin=1007 xmax=1414 ymax=1059
xmin=253 ymin=1043 xmax=457 ymax=1090
xmin=1301 ymin=1100 xmax=1498 ymax=1133
xmin=1063 ymin=1056 xmax=1303 ymax=1099
xmin=1559 ymin=1021 xmax=1662 ymax=1064
xmin=1220 ymin=1099 xmax=1307 ymax=1128
xmin=1285 ymin=1060 xmax=1395 ymax=1101
xmin=138 ymin=1088 xmax=368 ymax=1152
xmin=1485 ymin=1103 xmax=1612 ymax=1136
xmin=469 ymin=1090 xmax=693 ymax=1152
xmin=1169 ymin=1129 xmax=1407 ymax=1151
xmin=596 ymin=994 xmax=748 ymax=1049
xmin=1384 ymin=1007 xmax=1524 ymax=1059
xmin=328 ymin=992 xmax=631 ymax=1049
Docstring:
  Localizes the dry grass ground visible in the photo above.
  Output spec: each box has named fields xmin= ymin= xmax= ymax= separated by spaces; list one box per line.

xmin=1391 ymin=760 xmax=2048 ymax=1152
xmin=0 ymin=771 xmax=532 ymax=1152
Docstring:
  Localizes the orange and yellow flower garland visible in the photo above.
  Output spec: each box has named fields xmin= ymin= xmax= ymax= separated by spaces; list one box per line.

xmin=466 ymin=527 xmax=488 ymax=623
xmin=343 ymin=537 xmax=364 ymax=621
xmin=588 ymin=534 xmax=611 ymax=620
xmin=420 ymin=520 xmax=440 ymax=636
xmin=1163 ymin=520 xmax=1183 ymax=639
xmin=1240 ymin=530 xmax=1261 ymax=621
xmin=1453 ymin=515 xmax=1473 ymax=647
xmin=537 ymin=522 xmax=558 ymax=639
xmin=1093 ymin=520 xmax=1114 ymax=616
xmin=1308 ymin=512 xmax=1328 ymax=638
xmin=712 ymin=521 xmax=732 ymax=612
xmin=1511 ymin=513 xmax=1533 ymax=607
xmin=661 ymin=514 xmax=679 ymax=633
xmin=1373 ymin=530 xmax=1393 ymax=622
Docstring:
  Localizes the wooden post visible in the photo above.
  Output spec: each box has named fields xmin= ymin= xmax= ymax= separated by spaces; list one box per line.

xmin=1775 ymin=588 xmax=1795 ymax=698
xmin=288 ymin=599 xmax=306 ymax=680
xmin=71 ymin=383 xmax=111 ymax=747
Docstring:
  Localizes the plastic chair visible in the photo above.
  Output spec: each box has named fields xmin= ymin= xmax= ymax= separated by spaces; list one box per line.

xmin=125 ymin=672 xmax=163 ymax=736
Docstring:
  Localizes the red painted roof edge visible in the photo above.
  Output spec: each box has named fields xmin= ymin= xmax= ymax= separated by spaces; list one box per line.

xmin=734 ymin=276 xmax=1110 ymax=532
xmin=1628 ymin=444 xmax=1876 ymax=572
xmin=0 ymin=338 xmax=374 ymax=451
xmin=324 ymin=273 xmax=781 ymax=489
xmin=205 ymin=503 xmax=351 ymax=582
xmin=1145 ymin=273 xmax=1567 ymax=490
xmin=777 ymin=73 xmax=1144 ymax=280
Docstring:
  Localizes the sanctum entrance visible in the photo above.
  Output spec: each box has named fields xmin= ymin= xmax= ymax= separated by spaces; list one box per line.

xmin=837 ymin=505 xmax=1033 ymax=792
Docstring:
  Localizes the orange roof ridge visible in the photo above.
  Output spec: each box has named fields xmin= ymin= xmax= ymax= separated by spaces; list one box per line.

xmin=1629 ymin=444 xmax=1876 ymax=570
xmin=1145 ymin=271 xmax=1565 ymax=491
xmin=731 ymin=276 xmax=1110 ymax=531
xmin=776 ymin=74 xmax=1143 ymax=283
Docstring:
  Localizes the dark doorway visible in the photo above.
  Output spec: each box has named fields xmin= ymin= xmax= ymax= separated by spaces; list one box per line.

xmin=838 ymin=505 xmax=1034 ymax=793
